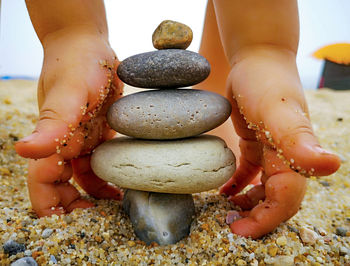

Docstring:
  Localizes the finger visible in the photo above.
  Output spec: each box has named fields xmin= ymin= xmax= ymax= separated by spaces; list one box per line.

xmin=220 ymin=139 xmax=262 ymax=196
xmin=231 ymin=171 xmax=305 ymax=238
xmin=27 ymin=155 xmax=66 ymax=217
xmin=238 ymin=211 xmax=250 ymax=218
xmin=60 ymin=162 xmax=73 ymax=182
xmin=28 ymin=154 xmax=65 ymax=183
xmin=16 ymin=84 xmax=88 ymax=159
xmin=72 ymin=155 xmax=123 ymax=200
xmin=229 ymin=184 xmax=265 ymax=210
xmin=27 ymin=180 xmax=65 ymax=217
xmin=55 ymin=182 xmax=94 ymax=212
xmin=220 ymin=92 xmax=262 ymax=195
xmin=230 ymin=146 xmax=306 ymax=239
xmin=220 ymin=155 xmax=261 ymax=196
xmin=262 ymin=99 xmax=341 ymax=176
xmin=220 ymin=138 xmax=262 ymax=196
xmin=102 ymin=125 xmax=117 ymax=141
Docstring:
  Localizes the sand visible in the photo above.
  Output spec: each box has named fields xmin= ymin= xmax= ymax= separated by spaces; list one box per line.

xmin=0 ymin=80 xmax=350 ymax=265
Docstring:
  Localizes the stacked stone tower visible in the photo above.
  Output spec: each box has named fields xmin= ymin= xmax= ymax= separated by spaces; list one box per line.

xmin=91 ymin=21 xmax=236 ymax=245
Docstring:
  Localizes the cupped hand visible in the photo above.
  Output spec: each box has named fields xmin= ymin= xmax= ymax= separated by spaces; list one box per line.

xmin=15 ymin=32 xmax=123 ymax=217
xmin=220 ymin=48 xmax=341 ymax=238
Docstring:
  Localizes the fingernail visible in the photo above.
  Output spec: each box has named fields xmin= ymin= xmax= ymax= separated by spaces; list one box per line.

xmin=313 ymin=146 xmax=335 ymax=155
xmin=18 ymin=132 xmax=38 ymax=143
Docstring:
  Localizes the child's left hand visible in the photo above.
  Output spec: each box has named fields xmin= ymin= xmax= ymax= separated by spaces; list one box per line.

xmin=15 ymin=32 xmax=123 ymax=217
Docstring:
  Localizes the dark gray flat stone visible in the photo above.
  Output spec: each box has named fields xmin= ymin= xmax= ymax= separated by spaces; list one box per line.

xmin=107 ymin=89 xmax=231 ymax=139
xmin=117 ymin=50 xmax=210 ymax=88
xmin=123 ymin=190 xmax=195 ymax=245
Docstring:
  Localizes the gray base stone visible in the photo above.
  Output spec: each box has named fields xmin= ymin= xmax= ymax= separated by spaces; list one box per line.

xmin=123 ymin=189 xmax=195 ymax=245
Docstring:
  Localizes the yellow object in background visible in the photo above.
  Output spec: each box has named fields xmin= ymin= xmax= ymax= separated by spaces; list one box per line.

xmin=313 ymin=43 xmax=350 ymax=65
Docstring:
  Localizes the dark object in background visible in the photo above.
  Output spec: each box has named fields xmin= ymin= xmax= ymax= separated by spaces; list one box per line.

xmin=314 ymin=43 xmax=350 ymax=90
xmin=318 ymin=60 xmax=350 ymax=90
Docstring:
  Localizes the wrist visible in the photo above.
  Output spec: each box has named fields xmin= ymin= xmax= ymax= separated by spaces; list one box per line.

xmin=230 ymin=44 xmax=297 ymax=67
xmin=41 ymin=25 xmax=109 ymax=50
xmin=227 ymin=44 xmax=303 ymax=104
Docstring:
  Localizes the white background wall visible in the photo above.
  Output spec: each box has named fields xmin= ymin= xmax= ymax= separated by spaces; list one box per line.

xmin=1 ymin=0 xmax=350 ymax=89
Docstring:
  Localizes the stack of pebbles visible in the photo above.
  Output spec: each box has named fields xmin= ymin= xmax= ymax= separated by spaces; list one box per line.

xmin=91 ymin=20 xmax=236 ymax=245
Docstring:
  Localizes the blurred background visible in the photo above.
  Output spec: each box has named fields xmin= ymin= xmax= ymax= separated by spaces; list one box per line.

xmin=0 ymin=0 xmax=349 ymax=89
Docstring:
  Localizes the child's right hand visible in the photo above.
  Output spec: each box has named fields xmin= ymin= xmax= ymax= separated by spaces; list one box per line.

xmin=219 ymin=47 xmax=341 ymax=238
xmin=197 ymin=0 xmax=341 ymax=239
xmin=15 ymin=30 xmax=123 ymax=217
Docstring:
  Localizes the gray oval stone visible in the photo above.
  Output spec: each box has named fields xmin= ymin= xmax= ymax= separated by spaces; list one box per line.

xmin=107 ymin=89 xmax=231 ymax=139
xmin=91 ymin=135 xmax=236 ymax=194
xmin=117 ymin=50 xmax=210 ymax=88
xmin=123 ymin=189 xmax=194 ymax=245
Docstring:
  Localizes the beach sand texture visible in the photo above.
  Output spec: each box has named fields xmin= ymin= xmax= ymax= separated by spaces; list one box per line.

xmin=0 ymin=80 xmax=349 ymax=265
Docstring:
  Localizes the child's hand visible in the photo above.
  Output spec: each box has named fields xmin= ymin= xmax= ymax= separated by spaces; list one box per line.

xmin=15 ymin=31 xmax=123 ymax=217
xmin=196 ymin=0 xmax=341 ymax=239
xmin=219 ymin=47 xmax=340 ymax=238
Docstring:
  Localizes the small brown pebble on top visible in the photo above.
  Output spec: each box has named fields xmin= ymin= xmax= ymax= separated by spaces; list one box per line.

xmin=152 ymin=20 xmax=193 ymax=50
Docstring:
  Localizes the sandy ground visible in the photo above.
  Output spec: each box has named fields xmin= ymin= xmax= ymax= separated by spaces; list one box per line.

xmin=0 ymin=80 xmax=350 ymax=265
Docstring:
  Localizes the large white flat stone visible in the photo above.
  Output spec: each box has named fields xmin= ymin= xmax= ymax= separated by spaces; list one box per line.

xmin=91 ymin=135 xmax=236 ymax=193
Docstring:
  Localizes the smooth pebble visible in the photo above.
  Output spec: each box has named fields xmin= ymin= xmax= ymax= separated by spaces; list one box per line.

xmin=339 ymin=246 xmax=349 ymax=256
xmin=276 ymin=236 xmax=287 ymax=246
xmin=336 ymin=226 xmax=347 ymax=236
xmin=63 ymin=215 xmax=73 ymax=224
xmin=107 ymin=89 xmax=232 ymax=139
xmin=152 ymin=20 xmax=193 ymax=50
xmin=272 ymin=255 xmax=294 ymax=266
xmin=11 ymin=257 xmax=38 ymax=266
xmin=299 ymin=227 xmax=319 ymax=244
xmin=225 ymin=210 xmax=241 ymax=224
xmin=41 ymin=228 xmax=53 ymax=238
xmin=91 ymin=135 xmax=236 ymax=194
xmin=117 ymin=50 xmax=210 ymax=88
xmin=50 ymin=255 xmax=58 ymax=264
xmin=3 ymin=240 xmax=25 ymax=256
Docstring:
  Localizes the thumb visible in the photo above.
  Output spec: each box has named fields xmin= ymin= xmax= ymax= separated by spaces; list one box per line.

xmin=262 ymin=99 xmax=340 ymax=176
xmin=15 ymin=84 xmax=87 ymax=159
